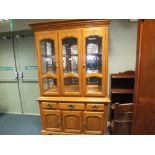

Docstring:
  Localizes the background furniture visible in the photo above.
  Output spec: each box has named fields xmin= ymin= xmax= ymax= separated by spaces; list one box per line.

xmin=113 ymin=103 xmax=133 ymax=135
xmin=110 ymin=71 xmax=135 ymax=134
xmin=30 ymin=20 xmax=111 ymax=135
xmin=131 ymin=20 xmax=155 ymax=134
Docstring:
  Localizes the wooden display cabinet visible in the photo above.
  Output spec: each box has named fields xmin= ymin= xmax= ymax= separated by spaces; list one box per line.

xmin=30 ymin=20 xmax=111 ymax=135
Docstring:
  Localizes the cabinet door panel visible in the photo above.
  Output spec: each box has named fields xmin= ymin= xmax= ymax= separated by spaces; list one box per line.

xmin=82 ymin=27 xmax=107 ymax=97
xmin=83 ymin=111 xmax=104 ymax=134
xmin=62 ymin=111 xmax=82 ymax=133
xmin=42 ymin=110 xmax=62 ymax=132
xmin=35 ymin=31 xmax=61 ymax=96
xmin=59 ymin=29 xmax=83 ymax=96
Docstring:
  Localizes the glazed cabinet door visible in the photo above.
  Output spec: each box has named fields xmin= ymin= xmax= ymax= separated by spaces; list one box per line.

xmin=35 ymin=31 xmax=61 ymax=96
xmin=83 ymin=111 xmax=104 ymax=134
xmin=62 ymin=111 xmax=83 ymax=133
xmin=58 ymin=29 xmax=82 ymax=96
xmin=42 ymin=110 xmax=62 ymax=132
xmin=82 ymin=27 xmax=108 ymax=97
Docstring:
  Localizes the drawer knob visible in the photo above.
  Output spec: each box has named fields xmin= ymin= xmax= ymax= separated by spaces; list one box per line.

xmin=68 ymin=104 xmax=75 ymax=109
xmin=47 ymin=104 xmax=52 ymax=108
xmin=92 ymin=105 xmax=98 ymax=110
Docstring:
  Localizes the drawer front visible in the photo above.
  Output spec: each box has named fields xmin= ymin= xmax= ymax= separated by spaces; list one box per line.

xmin=86 ymin=104 xmax=104 ymax=111
xmin=59 ymin=103 xmax=85 ymax=110
xmin=42 ymin=102 xmax=58 ymax=109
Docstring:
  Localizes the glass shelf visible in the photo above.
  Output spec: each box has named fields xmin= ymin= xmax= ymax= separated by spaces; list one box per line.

xmin=63 ymin=54 xmax=78 ymax=57
xmin=41 ymin=55 xmax=55 ymax=57
xmin=87 ymin=53 xmax=102 ymax=55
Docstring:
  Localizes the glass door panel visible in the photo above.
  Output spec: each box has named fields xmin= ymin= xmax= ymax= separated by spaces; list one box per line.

xmin=83 ymin=28 xmax=105 ymax=96
xmin=40 ymin=39 xmax=56 ymax=74
xmin=43 ymin=78 xmax=58 ymax=94
xmin=86 ymin=77 xmax=102 ymax=94
xmin=86 ymin=36 xmax=102 ymax=74
xmin=64 ymin=77 xmax=79 ymax=92
xmin=59 ymin=29 xmax=82 ymax=95
xmin=62 ymin=38 xmax=78 ymax=74
xmin=36 ymin=31 xmax=60 ymax=95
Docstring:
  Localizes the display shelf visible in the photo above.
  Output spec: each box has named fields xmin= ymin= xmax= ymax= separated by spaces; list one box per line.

xmin=111 ymin=88 xmax=134 ymax=94
xmin=110 ymin=71 xmax=135 ymax=135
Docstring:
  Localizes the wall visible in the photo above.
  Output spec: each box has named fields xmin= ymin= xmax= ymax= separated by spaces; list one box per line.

xmin=109 ymin=20 xmax=137 ymax=73
xmin=108 ymin=19 xmax=137 ymax=93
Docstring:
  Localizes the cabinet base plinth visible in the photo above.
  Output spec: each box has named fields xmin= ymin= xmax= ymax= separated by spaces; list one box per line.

xmin=41 ymin=130 xmax=108 ymax=135
xmin=41 ymin=130 xmax=80 ymax=135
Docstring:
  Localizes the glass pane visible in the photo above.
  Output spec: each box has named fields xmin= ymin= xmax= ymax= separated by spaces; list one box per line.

xmin=86 ymin=36 xmax=102 ymax=74
xmin=64 ymin=77 xmax=79 ymax=92
xmin=43 ymin=78 xmax=57 ymax=93
xmin=40 ymin=39 xmax=56 ymax=74
xmin=86 ymin=77 xmax=102 ymax=94
xmin=62 ymin=38 xmax=78 ymax=74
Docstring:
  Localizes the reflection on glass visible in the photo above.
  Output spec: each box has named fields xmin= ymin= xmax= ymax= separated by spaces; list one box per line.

xmin=64 ymin=77 xmax=79 ymax=92
xmin=86 ymin=77 xmax=102 ymax=94
xmin=86 ymin=36 xmax=102 ymax=74
xmin=43 ymin=78 xmax=57 ymax=93
xmin=62 ymin=38 xmax=78 ymax=74
xmin=40 ymin=40 xmax=56 ymax=74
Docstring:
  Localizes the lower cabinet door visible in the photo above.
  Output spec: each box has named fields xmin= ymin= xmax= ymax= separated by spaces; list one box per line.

xmin=42 ymin=110 xmax=62 ymax=132
xmin=83 ymin=112 xmax=104 ymax=134
xmin=62 ymin=111 xmax=82 ymax=134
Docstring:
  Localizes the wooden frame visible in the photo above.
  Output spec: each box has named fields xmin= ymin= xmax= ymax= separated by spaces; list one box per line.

xmin=58 ymin=29 xmax=83 ymax=96
xmin=82 ymin=27 xmax=108 ymax=97
xmin=35 ymin=31 xmax=61 ymax=96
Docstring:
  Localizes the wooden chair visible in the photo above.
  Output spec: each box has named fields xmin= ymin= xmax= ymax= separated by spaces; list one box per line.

xmin=113 ymin=103 xmax=133 ymax=135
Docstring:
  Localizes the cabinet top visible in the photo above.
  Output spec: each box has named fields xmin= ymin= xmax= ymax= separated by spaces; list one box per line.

xmin=29 ymin=19 xmax=111 ymax=32
xmin=37 ymin=96 xmax=111 ymax=103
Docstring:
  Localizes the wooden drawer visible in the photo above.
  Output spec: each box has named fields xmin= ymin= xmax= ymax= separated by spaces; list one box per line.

xmin=42 ymin=102 xmax=58 ymax=109
xmin=59 ymin=103 xmax=85 ymax=110
xmin=86 ymin=104 xmax=104 ymax=111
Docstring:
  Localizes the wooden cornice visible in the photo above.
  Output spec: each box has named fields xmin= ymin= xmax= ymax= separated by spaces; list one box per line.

xmin=29 ymin=19 xmax=111 ymax=32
